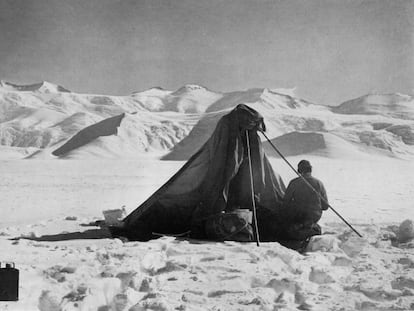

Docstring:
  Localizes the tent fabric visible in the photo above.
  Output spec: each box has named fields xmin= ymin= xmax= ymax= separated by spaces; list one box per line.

xmin=122 ymin=104 xmax=286 ymax=241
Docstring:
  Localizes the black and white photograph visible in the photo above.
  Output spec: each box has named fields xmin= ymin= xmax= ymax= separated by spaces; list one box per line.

xmin=1 ymin=0 xmax=414 ymax=310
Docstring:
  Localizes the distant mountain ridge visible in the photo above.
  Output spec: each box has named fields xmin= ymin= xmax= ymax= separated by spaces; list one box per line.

xmin=0 ymin=80 xmax=413 ymax=159
xmin=333 ymin=93 xmax=414 ymax=120
xmin=0 ymin=80 xmax=71 ymax=93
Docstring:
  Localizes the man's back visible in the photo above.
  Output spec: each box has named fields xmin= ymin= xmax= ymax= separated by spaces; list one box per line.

xmin=283 ymin=174 xmax=328 ymax=212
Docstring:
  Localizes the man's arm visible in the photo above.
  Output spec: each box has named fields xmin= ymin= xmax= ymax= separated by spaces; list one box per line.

xmin=283 ymin=181 xmax=295 ymax=206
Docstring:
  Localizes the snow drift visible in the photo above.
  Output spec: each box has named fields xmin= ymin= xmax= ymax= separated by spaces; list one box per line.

xmin=263 ymin=132 xmax=326 ymax=157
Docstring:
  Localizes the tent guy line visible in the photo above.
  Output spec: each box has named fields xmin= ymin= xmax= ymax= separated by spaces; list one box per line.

xmin=259 ymin=130 xmax=363 ymax=238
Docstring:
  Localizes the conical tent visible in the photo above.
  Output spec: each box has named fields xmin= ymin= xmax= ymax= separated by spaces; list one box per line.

xmin=121 ymin=104 xmax=286 ymax=241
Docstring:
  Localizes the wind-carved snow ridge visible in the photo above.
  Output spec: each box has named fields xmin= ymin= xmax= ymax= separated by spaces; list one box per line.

xmin=0 ymin=82 xmax=414 ymax=159
xmin=52 ymin=114 xmax=125 ymax=157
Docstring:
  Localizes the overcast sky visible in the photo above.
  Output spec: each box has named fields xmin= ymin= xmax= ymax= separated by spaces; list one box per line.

xmin=0 ymin=0 xmax=413 ymax=104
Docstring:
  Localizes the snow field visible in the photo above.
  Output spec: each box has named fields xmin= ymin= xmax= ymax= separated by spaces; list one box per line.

xmin=1 ymin=226 xmax=413 ymax=310
xmin=0 ymin=157 xmax=413 ymax=310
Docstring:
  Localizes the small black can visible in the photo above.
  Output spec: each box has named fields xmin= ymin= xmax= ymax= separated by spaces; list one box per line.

xmin=0 ymin=262 xmax=19 ymax=301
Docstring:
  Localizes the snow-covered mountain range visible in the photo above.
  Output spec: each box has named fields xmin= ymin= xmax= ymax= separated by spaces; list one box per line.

xmin=0 ymin=81 xmax=413 ymax=159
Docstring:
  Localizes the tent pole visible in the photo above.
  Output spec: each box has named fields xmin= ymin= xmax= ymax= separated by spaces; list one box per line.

xmin=259 ymin=130 xmax=363 ymax=238
xmin=246 ymin=130 xmax=261 ymax=247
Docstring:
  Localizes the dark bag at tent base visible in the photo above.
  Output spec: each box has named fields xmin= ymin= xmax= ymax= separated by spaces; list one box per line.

xmin=205 ymin=212 xmax=254 ymax=242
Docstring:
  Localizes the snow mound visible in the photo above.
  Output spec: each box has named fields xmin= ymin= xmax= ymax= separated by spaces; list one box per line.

xmin=262 ymin=131 xmax=377 ymax=159
xmin=333 ymin=93 xmax=414 ymax=120
xmin=397 ymin=219 xmax=414 ymax=243
xmin=52 ymin=114 xmax=125 ymax=157
xmin=263 ymin=132 xmax=326 ymax=157
xmin=29 ymin=112 xmax=197 ymax=159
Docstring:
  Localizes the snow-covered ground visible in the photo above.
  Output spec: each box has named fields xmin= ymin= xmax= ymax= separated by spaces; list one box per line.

xmin=1 ymin=155 xmax=414 ymax=311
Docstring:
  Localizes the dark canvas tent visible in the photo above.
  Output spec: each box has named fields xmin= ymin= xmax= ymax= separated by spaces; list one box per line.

xmin=119 ymin=104 xmax=287 ymax=241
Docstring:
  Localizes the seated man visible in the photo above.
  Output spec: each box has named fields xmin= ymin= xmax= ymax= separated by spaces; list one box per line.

xmin=282 ymin=160 xmax=329 ymax=240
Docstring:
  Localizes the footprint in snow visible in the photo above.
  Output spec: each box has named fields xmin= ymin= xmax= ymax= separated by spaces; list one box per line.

xmin=345 ymin=285 xmax=401 ymax=301
xmin=308 ymin=267 xmax=335 ymax=284
xmin=207 ymin=289 xmax=245 ymax=298
xmin=199 ymin=254 xmax=225 ymax=262
xmin=391 ymin=276 xmax=414 ymax=290
xmin=38 ymin=290 xmax=61 ymax=311
xmin=397 ymin=257 xmax=414 ymax=268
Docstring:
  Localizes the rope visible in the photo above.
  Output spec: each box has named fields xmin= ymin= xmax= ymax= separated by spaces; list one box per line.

xmin=246 ymin=130 xmax=261 ymax=246
xmin=259 ymin=130 xmax=363 ymax=238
